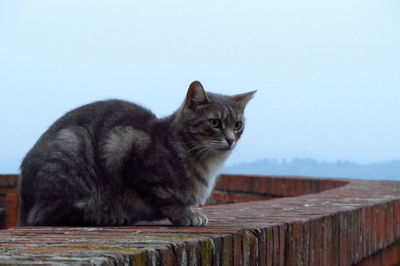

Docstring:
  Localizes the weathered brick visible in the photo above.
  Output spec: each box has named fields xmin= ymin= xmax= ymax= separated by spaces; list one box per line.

xmin=1 ymin=174 xmax=400 ymax=265
xmin=266 ymin=226 xmax=274 ymax=266
xmin=221 ymin=234 xmax=233 ymax=266
xmin=394 ymin=200 xmax=400 ymax=239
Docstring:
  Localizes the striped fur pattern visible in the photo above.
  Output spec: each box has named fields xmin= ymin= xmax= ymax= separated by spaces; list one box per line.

xmin=18 ymin=81 xmax=255 ymax=226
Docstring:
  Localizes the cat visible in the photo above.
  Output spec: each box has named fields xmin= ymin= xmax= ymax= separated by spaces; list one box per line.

xmin=18 ymin=81 xmax=255 ymax=226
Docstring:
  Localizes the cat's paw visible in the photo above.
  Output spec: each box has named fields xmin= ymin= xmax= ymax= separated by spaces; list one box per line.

xmin=171 ymin=211 xmax=208 ymax=226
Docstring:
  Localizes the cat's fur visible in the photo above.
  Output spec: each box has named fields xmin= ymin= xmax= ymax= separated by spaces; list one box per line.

xmin=18 ymin=81 xmax=255 ymax=226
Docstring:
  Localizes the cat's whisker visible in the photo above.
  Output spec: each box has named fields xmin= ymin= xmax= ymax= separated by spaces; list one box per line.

xmin=195 ymin=145 xmax=214 ymax=161
xmin=171 ymin=140 xmax=210 ymax=154
xmin=171 ymin=140 xmax=202 ymax=146
xmin=186 ymin=143 xmax=208 ymax=155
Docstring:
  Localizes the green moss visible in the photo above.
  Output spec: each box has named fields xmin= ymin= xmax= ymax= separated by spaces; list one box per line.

xmin=97 ymin=247 xmax=141 ymax=253
xmin=242 ymin=233 xmax=251 ymax=250
xmin=222 ymin=236 xmax=233 ymax=266
xmin=34 ymin=244 xmax=142 ymax=254
xmin=132 ymin=252 xmax=148 ymax=266
xmin=199 ymin=239 xmax=214 ymax=266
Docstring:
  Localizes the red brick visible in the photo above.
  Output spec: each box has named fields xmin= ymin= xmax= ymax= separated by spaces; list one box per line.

xmin=0 ymin=174 xmax=400 ymax=265
xmin=233 ymin=231 xmax=243 ymax=266
xmin=394 ymin=200 xmax=400 ymax=239
xmin=266 ymin=227 xmax=274 ymax=266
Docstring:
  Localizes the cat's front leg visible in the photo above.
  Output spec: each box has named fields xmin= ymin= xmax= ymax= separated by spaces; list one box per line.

xmin=162 ymin=206 xmax=208 ymax=226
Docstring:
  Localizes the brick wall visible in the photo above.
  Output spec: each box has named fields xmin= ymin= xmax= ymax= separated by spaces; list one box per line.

xmin=209 ymin=174 xmax=346 ymax=205
xmin=0 ymin=174 xmax=346 ymax=228
xmin=0 ymin=175 xmax=18 ymax=229
xmin=0 ymin=174 xmax=399 ymax=265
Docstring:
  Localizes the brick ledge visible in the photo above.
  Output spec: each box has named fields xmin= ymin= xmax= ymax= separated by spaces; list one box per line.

xmin=0 ymin=175 xmax=399 ymax=265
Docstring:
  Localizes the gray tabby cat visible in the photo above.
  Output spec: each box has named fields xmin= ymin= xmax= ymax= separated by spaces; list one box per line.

xmin=18 ymin=81 xmax=255 ymax=226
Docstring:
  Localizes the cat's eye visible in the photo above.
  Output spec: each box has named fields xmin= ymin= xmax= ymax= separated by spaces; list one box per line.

xmin=208 ymin=119 xmax=221 ymax=128
xmin=233 ymin=121 xmax=243 ymax=130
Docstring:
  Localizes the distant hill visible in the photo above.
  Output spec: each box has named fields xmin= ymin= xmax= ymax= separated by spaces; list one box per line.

xmin=223 ymin=158 xmax=400 ymax=181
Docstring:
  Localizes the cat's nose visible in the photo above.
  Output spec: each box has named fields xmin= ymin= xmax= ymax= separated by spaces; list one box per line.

xmin=226 ymin=137 xmax=235 ymax=146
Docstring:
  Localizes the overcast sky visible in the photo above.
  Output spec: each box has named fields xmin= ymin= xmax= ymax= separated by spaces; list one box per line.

xmin=1 ymin=0 xmax=399 ymax=173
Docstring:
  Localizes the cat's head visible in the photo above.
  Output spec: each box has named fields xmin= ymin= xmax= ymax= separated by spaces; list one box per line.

xmin=175 ymin=81 xmax=255 ymax=159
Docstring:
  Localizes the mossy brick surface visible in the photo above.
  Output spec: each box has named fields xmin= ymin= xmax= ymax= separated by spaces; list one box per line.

xmin=0 ymin=174 xmax=400 ymax=265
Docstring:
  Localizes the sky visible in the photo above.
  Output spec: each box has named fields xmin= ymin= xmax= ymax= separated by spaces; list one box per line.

xmin=1 ymin=0 xmax=399 ymax=173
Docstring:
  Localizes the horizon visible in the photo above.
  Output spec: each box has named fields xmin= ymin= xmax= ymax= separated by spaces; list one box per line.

xmin=223 ymin=157 xmax=400 ymax=181
xmin=1 ymin=1 xmax=400 ymax=174
xmin=2 ymin=156 xmax=400 ymax=175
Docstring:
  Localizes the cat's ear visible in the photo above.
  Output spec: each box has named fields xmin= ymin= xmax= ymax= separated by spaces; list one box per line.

xmin=184 ymin=81 xmax=211 ymax=110
xmin=232 ymin=90 xmax=257 ymax=110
